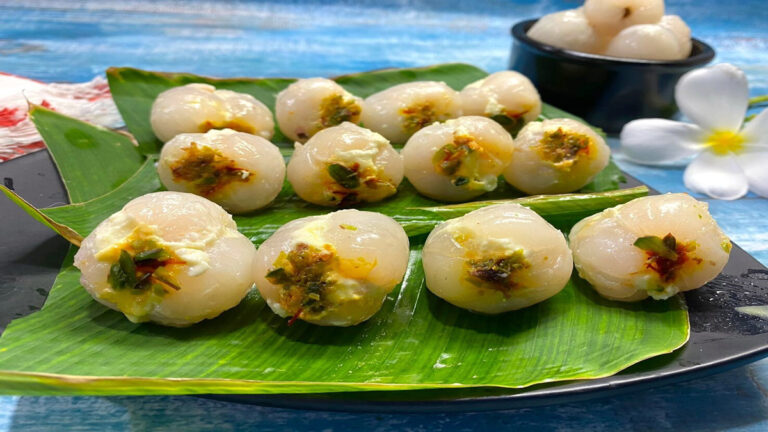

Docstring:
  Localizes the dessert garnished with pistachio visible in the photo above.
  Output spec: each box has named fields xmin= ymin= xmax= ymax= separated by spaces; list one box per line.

xmin=503 ymin=118 xmax=610 ymax=195
xmin=402 ymin=116 xmax=514 ymax=202
xmin=459 ymin=71 xmax=542 ymax=135
xmin=73 ymin=191 xmax=257 ymax=327
xmin=254 ymin=210 xmax=409 ymax=326
xmin=150 ymin=83 xmax=274 ymax=143
xmin=362 ymin=81 xmax=461 ymax=143
xmin=422 ymin=203 xmax=573 ymax=314
xmin=276 ymin=77 xmax=363 ymax=142
xmin=157 ymin=129 xmax=285 ymax=214
xmin=287 ymin=122 xmax=403 ymax=207
xmin=570 ymin=193 xmax=731 ymax=301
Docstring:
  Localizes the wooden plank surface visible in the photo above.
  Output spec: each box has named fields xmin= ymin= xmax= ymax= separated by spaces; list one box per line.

xmin=1 ymin=0 xmax=768 ymax=429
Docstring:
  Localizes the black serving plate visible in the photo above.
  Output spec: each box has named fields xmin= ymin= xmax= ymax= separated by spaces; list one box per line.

xmin=509 ymin=19 xmax=716 ymax=134
xmin=2 ymin=151 xmax=768 ymax=413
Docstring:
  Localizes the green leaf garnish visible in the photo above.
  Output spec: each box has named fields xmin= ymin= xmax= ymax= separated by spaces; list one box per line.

xmin=108 ymin=250 xmax=138 ymax=290
xmin=152 ymin=274 xmax=181 ymax=291
xmin=134 ymin=248 xmax=169 ymax=262
xmin=327 ymin=163 xmax=360 ymax=189
xmin=634 ymin=234 xmax=679 ymax=261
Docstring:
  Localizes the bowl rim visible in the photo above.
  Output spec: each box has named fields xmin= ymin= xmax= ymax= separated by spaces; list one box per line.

xmin=511 ymin=18 xmax=715 ymax=67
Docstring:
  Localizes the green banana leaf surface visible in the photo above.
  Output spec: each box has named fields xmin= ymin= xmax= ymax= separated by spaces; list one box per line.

xmin=0 ymin=64 xmax=689 ymax=396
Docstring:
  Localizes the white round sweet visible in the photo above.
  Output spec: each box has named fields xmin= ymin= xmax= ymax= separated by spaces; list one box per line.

xmin=254 ymin=210 xmax=410 ymax=326
xmin=402 ymin=116 xmax=515 ymax=202
xmin=287 ymin=122 xmax=403 ymax=207
xmin=157 ymin=129 xmax=285 ymax=214
xmin=423 ymin=203 xmax=573 ymax=314
xmin=460 ymin=71 xmax=542 ymax=133
xmin=275 ymin=78 xmax=363 ymax=143
xmin=570 ymin=194 xmax=731 ymax=301
xmin=604 ymin=24 xmax=682 ymax=61
xmin=502 ymin=118 xmax=610 ymax=195
xmin=583 ymin=0 xmax=664 ymax=35
xmin=658 ymin=15 xmax=692 ymax=58
xmin=527 ymin=8 xmax=607 ymax=54
xmin=361 ymin=81 xmax=461 ymax=144
xmin=73 ymin=191 xmax=257 ymax=327
xmin=150 ymin=83 xmax=274 ymax=143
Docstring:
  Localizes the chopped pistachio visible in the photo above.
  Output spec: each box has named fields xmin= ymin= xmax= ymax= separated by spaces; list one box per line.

xmin=320 ymin=94 xmax=362 ymax=128
xmin=467 ymin=249 xmax=530 ymax=295
xmin=400 ymin=103 xmax=440 ymax=133
xmin=634 ymin=234 xmax=678 ymax=261
xmin=106 ymin=248 xmax=181 ymax=294
xmin=134 ymin=248 xmax=170 ymax=262
xmin=538 ymin=127 xmax=591 ymax=166
xmin=327 ymin=163 xmax=360 ymax=189
xmin=266 ymin=243 xmax=336 ymax=318
xmin=432 ymin=135 xmax=493 ymax=191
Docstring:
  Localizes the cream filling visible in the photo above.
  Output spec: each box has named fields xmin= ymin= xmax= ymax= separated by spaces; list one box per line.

xmin=290 ymin=215 xmax=332 ymax=250
xmin=445 ymin=222 xmax=525 ymax=257
xmin=483 ymin=95 xmax=506 ymax=117
xmin=634 ymin=273 xmax=680 ymax=300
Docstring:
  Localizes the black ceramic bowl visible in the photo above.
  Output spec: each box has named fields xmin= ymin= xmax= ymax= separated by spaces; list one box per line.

xmin=510 ymin=19 xmax=715 ymax=134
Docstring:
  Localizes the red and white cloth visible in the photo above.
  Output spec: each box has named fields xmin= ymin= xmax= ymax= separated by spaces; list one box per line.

xmin=0 ymin=73 xmax=123 ymax=162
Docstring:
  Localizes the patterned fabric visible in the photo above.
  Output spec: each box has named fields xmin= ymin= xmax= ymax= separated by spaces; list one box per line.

xmin=0 ymin=73 xmax=123 ymax=162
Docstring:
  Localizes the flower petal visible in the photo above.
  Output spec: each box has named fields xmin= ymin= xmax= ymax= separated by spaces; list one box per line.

xmin=675 ymin=63 xmax=749 ymax=131
xmin=683 ymin=152 xmax=749 ymax=200
xmin=737 ymin=150 xmax=768 ymax=198
xmin=741 ymin=108 xmax=768 ymax=148
xmin=620 ymin=119 xmax=705 ymax=164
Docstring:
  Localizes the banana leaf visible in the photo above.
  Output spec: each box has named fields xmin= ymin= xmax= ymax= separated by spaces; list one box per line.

xmin=30 ymin=105 xmax=145 ymax=202
xmin=0 ymin=64 xmax=689 ymax=396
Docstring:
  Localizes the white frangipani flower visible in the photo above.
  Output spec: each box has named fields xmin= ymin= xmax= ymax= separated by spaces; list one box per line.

xmin=620 ymin=63 xmax=768 ymax=200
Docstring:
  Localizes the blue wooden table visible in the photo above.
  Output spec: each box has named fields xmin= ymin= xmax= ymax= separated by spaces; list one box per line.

xmin=1 ymin=0 xmax=768 ymax=429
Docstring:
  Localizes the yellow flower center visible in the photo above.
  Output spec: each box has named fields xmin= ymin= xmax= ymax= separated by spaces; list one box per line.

xmin=706 ymin=130 xmax=745 ymax=155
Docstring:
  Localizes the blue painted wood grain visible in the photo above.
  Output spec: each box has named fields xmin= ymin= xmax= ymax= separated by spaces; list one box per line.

xmin=1 ymin=0 xmax=768 ymax=430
